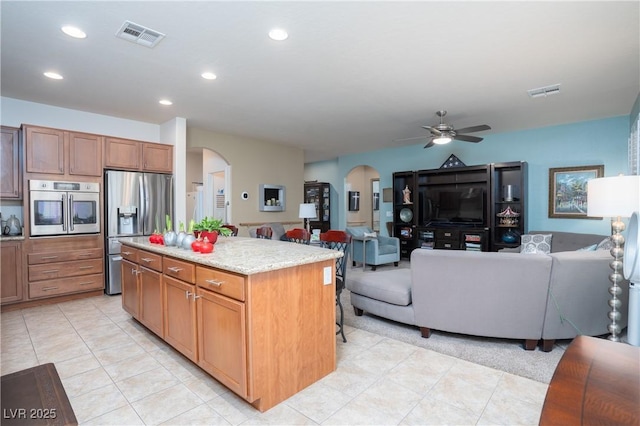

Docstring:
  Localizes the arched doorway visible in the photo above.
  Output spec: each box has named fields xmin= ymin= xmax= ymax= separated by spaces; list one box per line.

xmin=186 ymin=147 xmax=231 ymax=224
xmin=345 ymin=165 xmax=380 ymax=231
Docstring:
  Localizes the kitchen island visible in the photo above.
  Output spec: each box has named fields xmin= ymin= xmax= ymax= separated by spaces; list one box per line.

xmin=118 ymin=236 xmax=342 ymax=412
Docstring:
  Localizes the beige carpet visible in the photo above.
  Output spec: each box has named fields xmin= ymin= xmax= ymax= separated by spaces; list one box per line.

xmin=342 ymin=261 xmax=567 ymax=384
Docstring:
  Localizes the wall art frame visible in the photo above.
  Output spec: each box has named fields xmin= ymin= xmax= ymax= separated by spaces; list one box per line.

xmin=548 ymin=165 xmax=604 ymax=219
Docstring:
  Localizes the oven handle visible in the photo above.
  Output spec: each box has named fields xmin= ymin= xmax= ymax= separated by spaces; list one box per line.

xmin=61 ymin=194 xmax=67 ymax=232
xmin=69 ymin=194 xmax=74 ymax=231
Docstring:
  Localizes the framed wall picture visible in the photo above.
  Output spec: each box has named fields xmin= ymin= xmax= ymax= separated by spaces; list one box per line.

xmin=548 ymin=165 xmax=604 ymax=218
xmin=348 ymin=191 xmax=360 ymax=211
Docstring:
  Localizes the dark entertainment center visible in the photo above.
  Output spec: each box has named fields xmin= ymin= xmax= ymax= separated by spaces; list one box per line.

xmin=392 ymin=161 xmax=527 ymax=258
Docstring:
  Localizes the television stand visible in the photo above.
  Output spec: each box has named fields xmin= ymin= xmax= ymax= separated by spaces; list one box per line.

xmin=417 ymin=226 xmax=489 ymax=251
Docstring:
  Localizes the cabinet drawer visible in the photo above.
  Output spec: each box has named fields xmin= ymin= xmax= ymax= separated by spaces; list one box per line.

xmin=29 ymin=274 xmax=103 ymax=299
xmin=196 ymin=267 xmax=245 ymax=302
xmin=28 ymin=248 xmax=103 ymax=265
xmin=435 ymin=241 xmax=462 ymax=250
xmin=29 ymin=259 xmax=103 ymax=282
xmin=164 ymin=257 xmax=196 ymax=284
xmin=434 ymin=229 xmax=459 ymax=241
xmin=138 ymin=250 xmax=162 ymax=272
xmin=121 ymin=246 xmax=138 ymax=263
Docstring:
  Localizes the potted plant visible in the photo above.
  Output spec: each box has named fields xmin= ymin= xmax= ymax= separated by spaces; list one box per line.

xmin=193 ymin=216 xmax=232 ymax=244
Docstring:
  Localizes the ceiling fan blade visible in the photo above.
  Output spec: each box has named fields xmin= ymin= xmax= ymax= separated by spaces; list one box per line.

xmin=393 ymin=136 xmax=429 ymax=143
xmin=454 ymin=134 xmax=483 ymax=143
xmin=423 ymin=140 xmax=435 ymax=149
xmin=454 ymin=124 xmax=491 ymax=134
xmin=421 ymin=125 xmax=442 ymax=136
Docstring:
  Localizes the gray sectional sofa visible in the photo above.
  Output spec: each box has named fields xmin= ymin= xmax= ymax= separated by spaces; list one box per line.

xmin=346 ymin=231 xmax=630 ymax=351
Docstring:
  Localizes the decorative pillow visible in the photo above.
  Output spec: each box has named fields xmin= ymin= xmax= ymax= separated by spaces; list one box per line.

xmin=363 ymin=231 xmax=377 ymax=238
xmin=596 ymin=237 xmax=614 ymax=251
xmin=577 ymin=244 xmax=598 ymax=251
xmin=520 ymin=234 xmax=552 ymax=254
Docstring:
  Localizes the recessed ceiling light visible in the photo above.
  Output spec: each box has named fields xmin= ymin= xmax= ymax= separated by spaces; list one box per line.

xmin=43 ymin=71 xmax=63 ymax=80
xmin=61 ymin=25 xmax=86 ymax=39
xmin=268 ymin=28 xmax=288 ymax=41
xmin=201 ymin=72 xmax=217 ymax=80
xmin=159 ymin=99 xmax=173 ymax=106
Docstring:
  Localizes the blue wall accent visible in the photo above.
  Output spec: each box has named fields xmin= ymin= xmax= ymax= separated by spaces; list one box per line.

xmin=306 ymin=115 xmax=631 ymax=236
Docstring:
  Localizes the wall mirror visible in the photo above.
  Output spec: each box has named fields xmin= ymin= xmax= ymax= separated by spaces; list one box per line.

xmin=371 ymin=178 xmax=380 ymax=232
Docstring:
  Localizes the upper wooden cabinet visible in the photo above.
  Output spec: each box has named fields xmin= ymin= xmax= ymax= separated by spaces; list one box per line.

xmin=0 ymin=126 xmax=22 ymax=199
xmin=105 ymin=138 xmax=173 ymax=173
xmin=23 ymin=125 xmax=103 ymax=177
xmin=142 ymin=142 xmax=172 ymax=172
xmin=69 ymin=132 xmax=103 ymax=177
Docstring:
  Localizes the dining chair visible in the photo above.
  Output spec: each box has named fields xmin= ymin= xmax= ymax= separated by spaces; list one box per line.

xmin=255 ymin=226 xmax=273 ymax=239
xmin=222 ymin=224 xmax=238 ymax=236
xmin=285 ymin=228 xmax=311 ymax=245
xmin=320 ymin=230 xmax=352 ymax=342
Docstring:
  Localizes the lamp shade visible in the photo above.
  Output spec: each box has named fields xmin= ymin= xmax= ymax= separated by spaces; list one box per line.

xmin=587 ymin=176 xmax=640 ymax=218
xmin=298 ymin=203 xmax=317 ymax=219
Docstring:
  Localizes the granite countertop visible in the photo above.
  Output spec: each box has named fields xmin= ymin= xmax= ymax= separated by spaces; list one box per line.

xmin=119 ymin=236 xmax=343 ymax=275
xmin=0 ymin=235 xmax=25 ymax=242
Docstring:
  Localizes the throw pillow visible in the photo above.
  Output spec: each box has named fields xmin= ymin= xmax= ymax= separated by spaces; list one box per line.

xmin=596 ymin=237 xmax=614 ymax=251
xmin=520 ymin=233 xmax=552 ymax=254
xmin=577 ymin=244 xmax=598 ymax=251
xmin=363 ymin=231 xmax=377 ymax=238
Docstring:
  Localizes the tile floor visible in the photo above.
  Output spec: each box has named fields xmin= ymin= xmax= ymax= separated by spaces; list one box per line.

xmin=1 ymin=295 xmax=548 ymax=425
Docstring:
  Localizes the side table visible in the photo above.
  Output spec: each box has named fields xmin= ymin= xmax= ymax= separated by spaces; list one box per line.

xmin=351 ymin=236 xmax=375 ymax=271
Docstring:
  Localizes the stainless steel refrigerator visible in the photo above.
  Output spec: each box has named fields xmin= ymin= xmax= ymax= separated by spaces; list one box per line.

xmin=104 ymin=170 xmax=174 ymax=295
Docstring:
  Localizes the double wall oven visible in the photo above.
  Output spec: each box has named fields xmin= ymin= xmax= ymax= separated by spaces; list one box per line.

xmin=29 ymin=179 xmax=100 ymax=237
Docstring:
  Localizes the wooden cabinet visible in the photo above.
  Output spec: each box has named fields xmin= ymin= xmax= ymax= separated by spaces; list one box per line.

xmin=1 ymin=241 xmax=23 ymax=304
xmin=138 ymin=250 xmax=163 ymax=337
xmin=142 ymin=143 xmax=172 ymax=172
xmin=24 ymin=126 xmax=65 ymax=175
xmin=104 ymin=138 xmax=140 ymax=170
xmin=27 ymin=245 xmax=104 ymax=299
xmin=163 ymin=275 xmax=198 ymax=362
xmin=1 ymin=126 xmax=22 ymax=199
xmin=105 ymin=138 xmax=173 ymax=172
xmin=23 ymin=125 xmax=103 ymax=177
xmin=304 ymin=182 xmax=331 ymax=233
xmin=197 ymin=286 xmax=247 ymax=397
xmin=121 ymin=258 xmax=140 ymax=318
xmin=69 ymin=132 xmax=102 ymax=177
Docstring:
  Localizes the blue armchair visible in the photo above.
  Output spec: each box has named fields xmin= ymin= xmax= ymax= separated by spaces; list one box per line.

xmin=346 ymin=226 xmax=400 ymax=271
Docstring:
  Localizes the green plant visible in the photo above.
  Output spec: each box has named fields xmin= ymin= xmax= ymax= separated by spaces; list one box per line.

xmin=193 ymin=216 xmax=232 ymax=236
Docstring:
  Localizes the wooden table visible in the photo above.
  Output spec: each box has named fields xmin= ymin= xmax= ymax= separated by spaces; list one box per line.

xmin=539 ymin=335 xmax=640 ymax=425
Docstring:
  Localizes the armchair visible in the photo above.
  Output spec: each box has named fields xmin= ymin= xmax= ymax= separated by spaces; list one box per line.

xmin=345 ymin=226 xmax=400 ymax=271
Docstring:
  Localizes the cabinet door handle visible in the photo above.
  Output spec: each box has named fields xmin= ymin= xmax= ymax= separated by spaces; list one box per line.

xmin=192 ymin=295 xmax=202 ymax=300
xmin=78 ymin=265 xmax=94 ymax=270
xmin=167 ymin=267 xmax=183 ymax=272
xmin=204 ymin=279 xmax=223 ymax=287
xmin=77 ymin=253 xmax=92 ymax=258
xmin=131 ymin=269 xmax=140 ymax=275
xmin=42 ymin=286 xmax=59 ymax=291
xmin=79 ymin=282 xmax=94 ymax=286
xmin=140 ymin=257 xmax=154 ymax=263
xmin=42 ymin=269 xmax=59 ymax=274
xmin=122 ymin=251 xmax=132 ymax=255
xmin=186 ymin=290 xmax=192 ymax=299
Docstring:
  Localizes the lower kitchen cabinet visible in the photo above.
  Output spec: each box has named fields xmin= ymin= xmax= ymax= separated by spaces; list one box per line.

xmin=1 ymin=241 xmax=23 ymax=304
xmin=197 ymin=287 xmax=247 ymax=398
xmin=139 ymin=266 xmax=163 ymax=338
xmin=121 ymin=259 xmax=140 ymax=318
xmin=163 ymin=275 xmax=198 ymax=362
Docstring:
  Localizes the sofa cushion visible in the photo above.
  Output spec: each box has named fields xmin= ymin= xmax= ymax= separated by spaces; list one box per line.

xmin=378 ymin=243 xmax=397 ymax=255
xmin=348 ymin=269 xmax=412 ymax=306
xmin=345 ymin=226 xmax=372 ymax=238
xmin=521 ymin=234 xmax=552 ymax=254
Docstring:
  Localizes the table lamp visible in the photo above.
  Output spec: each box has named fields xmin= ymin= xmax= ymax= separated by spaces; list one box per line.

xmin=299 ymin=203 xmax=317 ymax=233
xmin=587 ymin=175 xmax=640 ymax=342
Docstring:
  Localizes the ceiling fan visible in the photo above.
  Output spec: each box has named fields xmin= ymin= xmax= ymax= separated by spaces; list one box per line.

xmin=402 ymin=110 xmax=491 ymax=149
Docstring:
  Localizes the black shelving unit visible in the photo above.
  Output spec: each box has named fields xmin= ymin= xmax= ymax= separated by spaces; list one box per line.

xmin=490 ymin=162 xmax=527 ymax=251
xmin=304 ymin=182 xmax=331 ymax=233
xmin=392 ymin=171 xmax=418 ymax=259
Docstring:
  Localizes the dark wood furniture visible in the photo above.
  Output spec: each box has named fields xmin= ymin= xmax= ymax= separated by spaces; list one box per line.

xmin=539 ymin=335 xmax=640 ymax=426
xmin=255 ymin=226 xmax=273 ymax=239
xmin=304 ymin=182 xmax=331 ymax=233
xmin=392 ymin=161 xmax=527 ymax=257
xmin=1 ymin=363 xmax=77 ymax=426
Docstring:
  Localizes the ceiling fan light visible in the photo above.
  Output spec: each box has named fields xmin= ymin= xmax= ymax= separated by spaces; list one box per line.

xmin=433 ymin=136 xmax=452 ymax=145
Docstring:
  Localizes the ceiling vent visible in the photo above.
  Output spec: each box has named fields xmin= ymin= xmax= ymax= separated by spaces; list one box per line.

xmin=527 ymin=84 xmax=561 ymax=98
xmin=116 ymin=21 xmax=165 ymax=48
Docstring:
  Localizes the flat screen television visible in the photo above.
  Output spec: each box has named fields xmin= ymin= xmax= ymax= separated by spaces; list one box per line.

xmin=420 ymin=187 xmax=485 ymax=226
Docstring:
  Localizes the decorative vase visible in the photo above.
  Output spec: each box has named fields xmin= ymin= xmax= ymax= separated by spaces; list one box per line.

xmin=195 ymin=230 xmax=218 ymax=245
xmin=502 ymin=230 xmax=518 ymax=244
